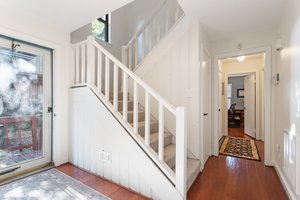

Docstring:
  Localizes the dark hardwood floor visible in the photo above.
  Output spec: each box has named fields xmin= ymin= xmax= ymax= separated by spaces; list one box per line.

xmin=57 ymin=163 xmax=149 ymax=200
xmin=187 ymin=128 xmax=288 ymax=200
xmin=228 ymin=127 xmax=245 ymax=138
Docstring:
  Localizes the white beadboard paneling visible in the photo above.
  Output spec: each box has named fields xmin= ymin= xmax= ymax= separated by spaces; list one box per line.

xmin=69 ymin=87 xmax=182 ymax=200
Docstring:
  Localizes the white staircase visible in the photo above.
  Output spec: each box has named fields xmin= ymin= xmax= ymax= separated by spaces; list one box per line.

xmin=70 ymin=0 xmax=200 ymax=198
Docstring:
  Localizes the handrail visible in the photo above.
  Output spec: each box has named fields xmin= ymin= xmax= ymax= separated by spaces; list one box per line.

xmin=92 ymin=39 xmax=177 ymax=115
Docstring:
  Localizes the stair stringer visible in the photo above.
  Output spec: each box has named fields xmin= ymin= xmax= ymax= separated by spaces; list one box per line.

xmin=69 ymin=86 xmax=183 ymax=200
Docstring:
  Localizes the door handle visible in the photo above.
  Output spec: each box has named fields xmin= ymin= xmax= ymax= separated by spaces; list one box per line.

xmin=47 ymin=107 xmax=53 ymax=113
xmin=219 ymin=109 xmax=221 ymax=111
xmin=203 ymin=113 xmax=208 ymax=116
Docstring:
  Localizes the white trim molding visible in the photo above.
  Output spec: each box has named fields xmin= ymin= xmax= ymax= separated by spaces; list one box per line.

xmin=274 ymin=161 xmax=298 ymax=200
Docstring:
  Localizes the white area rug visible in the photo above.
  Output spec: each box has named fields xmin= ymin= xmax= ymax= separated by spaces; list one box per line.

xmin=0 ymin=169 xmax=111 ymax=200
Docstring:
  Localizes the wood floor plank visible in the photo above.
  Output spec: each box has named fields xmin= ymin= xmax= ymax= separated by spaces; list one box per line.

xmin=187 ymin=128 xmax=288 ymax=200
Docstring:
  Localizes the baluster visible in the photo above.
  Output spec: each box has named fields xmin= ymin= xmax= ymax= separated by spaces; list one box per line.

xmin=149 ymin=23 xmax=152 ymax=51
xmin=121 ymin=46 xmax=128 ymax=66
xmin=142 ymin=30 xmax=145 ymax=61
xmin=175 ymin=107 xmax=187 ymax=197
xmin=128 ymin=44 xmax=132 ymax=70
xmin=157 ymin=20 xmax=161 ymax=43
xmin=133 ymin=81 xmax=139 ymax=134
xmin=87 ymin=36 xmax=96 ymax=85
xmin=123 ymin=73 xmax=128 ymax=122
xmin=145 ymin=92 xmax=150 ymax=147
xmin=113 ymin=63 xmax=118 ymax=111
xmin=81 ymin=44 xmax=86 ymax=83
xmin=97 ymin=51 xmax=102 ymax=92
xmin=175 ymin=2 xmax=180 ymax=21
xmin=165 ymin=3 xmax=169 ymax=32
xmin=134 ymin=37 xmax=138 ymax=68
xmin=158 ymin=103 xmax=164 ymax=161
xmin=75 ymin=46 xmax=80 ymax=84
xmin=105 ymin=56 xmax=110 ymax=101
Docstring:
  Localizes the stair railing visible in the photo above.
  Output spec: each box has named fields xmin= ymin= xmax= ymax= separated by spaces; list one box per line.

xmin=122 ymin=0 xmax=184 ymax=71
xmin=71 ymin=36 xmax=187 ymax=198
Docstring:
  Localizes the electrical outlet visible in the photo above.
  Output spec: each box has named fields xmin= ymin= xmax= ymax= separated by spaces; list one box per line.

xmin=103 ymin=152 xmax=111 ymax=162
xmin=97 ymin=150 xmax=111 ymax=162
xmin=97 ymin=150 xmax=103 ymax=160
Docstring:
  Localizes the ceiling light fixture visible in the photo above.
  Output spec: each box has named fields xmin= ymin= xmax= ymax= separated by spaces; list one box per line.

xmin=237 ymin=56 xmax=246 ymax=62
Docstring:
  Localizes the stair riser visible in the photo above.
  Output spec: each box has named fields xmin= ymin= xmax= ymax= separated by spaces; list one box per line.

xmin=117 ymin=102 xmax=134 ymax=111
xmin=127 ymin=112 xmax=145 ymax=123
xmin=166 ymin=156 xmax=175 ymax=169
xmin=138 ymin=123 xmax=159 ymax=136
xmin=109 ymin=94 xmax=126 ymax=101
xmin=150 ymin=134 xmax=172 ymax=152
xmin=103 ymin=91 xmax=124 ymax=101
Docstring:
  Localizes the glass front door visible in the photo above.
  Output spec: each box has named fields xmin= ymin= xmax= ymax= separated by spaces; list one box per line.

xmin=0 ymin=36 xmax=52 ymax=180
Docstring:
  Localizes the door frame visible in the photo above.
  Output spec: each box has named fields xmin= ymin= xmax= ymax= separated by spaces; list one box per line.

xmin=224 ymin=71 xmax=260 ymax=140
xmin=212 ymin=46 xmax=272 ymax=166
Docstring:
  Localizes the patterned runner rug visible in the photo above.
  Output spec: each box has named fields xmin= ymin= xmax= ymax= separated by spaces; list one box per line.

xmin=0 ymin=169 xmax=111 ymax=200
xmin=219 ymin=136 xmax=261 ymax=161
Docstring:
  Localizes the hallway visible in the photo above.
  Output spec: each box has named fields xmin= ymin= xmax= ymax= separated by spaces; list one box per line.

xmin=187 ymin=132 xmax=288 ymax=200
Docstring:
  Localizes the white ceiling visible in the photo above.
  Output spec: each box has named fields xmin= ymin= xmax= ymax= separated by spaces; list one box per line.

xmin=0 ymin=0 xmax=133 ymax=32
xmin=177 ymin=0 xmax=286 ymax=41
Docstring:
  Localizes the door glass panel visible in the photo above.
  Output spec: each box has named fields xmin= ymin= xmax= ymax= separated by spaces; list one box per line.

xmin=0 ymin=46 xmax=44 ymax=169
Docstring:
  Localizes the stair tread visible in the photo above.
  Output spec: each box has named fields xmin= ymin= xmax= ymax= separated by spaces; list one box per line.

xmin=121 ymin=110 xmax=145 ymax=114
xmin=135 ymin=120 xmax=157 ymax=127
xmin=150 ymin=132 xmax=172 ymax=143
xmin=164 ymin=144 xmax=176 ymax=167
xmin=187 ymin=159 xmax=201 ymax=179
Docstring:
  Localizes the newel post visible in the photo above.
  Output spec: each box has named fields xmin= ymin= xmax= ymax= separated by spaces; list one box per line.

xmin=87 ymin=36 xmax=96 ymax=85
xmin=175 ymin=107 xmax=187 ymax=199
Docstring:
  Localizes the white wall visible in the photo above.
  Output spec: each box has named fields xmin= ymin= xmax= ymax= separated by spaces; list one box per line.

xmin=133 ymin=17 xmax=211 ymax=165
xmin=71 ymin=0 xmax=163 ymax=60
xmin=274 ymin=0 xmax=300 ymax=199
xmin=0 ymin=9 xmax=70 ymax=166
xmin=69 ymin=87 xmax=183 ymax=200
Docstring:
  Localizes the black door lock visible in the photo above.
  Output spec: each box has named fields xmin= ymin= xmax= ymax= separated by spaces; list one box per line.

xmin=47 ymin=107 xmax=53 ymax=113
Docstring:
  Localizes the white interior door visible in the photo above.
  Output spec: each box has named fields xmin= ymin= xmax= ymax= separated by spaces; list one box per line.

xmin=0 ymin=36 xmax=52 ymax=180
xmin=203 ymin=52 xmax=211 ymax=163
xmin=218 ymin=71 xmax=223 ymax=140
xmin=244 ymin=73 xmax=256 ymax=138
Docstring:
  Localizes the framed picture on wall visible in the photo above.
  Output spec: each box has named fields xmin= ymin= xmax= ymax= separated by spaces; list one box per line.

xmin=237 ymin=89 xmax=244 ymax=98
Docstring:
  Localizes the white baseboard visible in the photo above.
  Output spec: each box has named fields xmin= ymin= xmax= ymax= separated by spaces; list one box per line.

xmin=274 ymin=161 xmax=298 ymax=200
